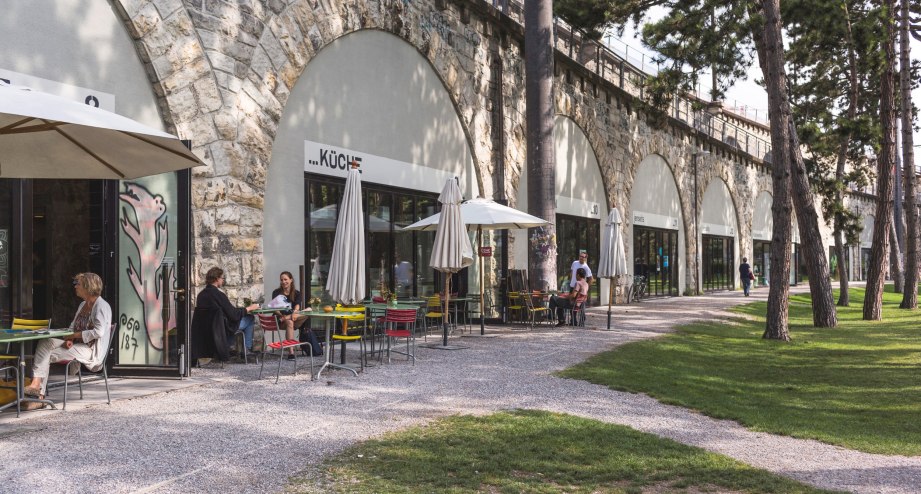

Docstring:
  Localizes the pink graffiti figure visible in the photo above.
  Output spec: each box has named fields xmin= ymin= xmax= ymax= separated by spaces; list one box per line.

xmin=120 ymin=183 xmax=172 ymax=350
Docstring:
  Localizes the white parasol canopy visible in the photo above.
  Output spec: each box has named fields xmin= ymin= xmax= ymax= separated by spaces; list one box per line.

xmin=0 ymin=82 xmax=202 ymax=179
xmin=405 ymin=197 xmax=548 ymax=335
xmin=325 ymin=164 xmax=366 ymax=305
xmin=404 ymin=197 xmax=548 ymax=232
xmin=598 ymin=207 xmax=629 ymax=329
xmin=429 ymin=179 xmax=473 ymax=347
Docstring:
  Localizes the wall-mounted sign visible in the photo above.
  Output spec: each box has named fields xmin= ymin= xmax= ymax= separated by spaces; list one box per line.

xmin=0 ymin=68 xmax=115 ymax=111
xmin=479 ymin=246 xmax=492 ymax=257
xmin=632 ymin=211 xmax=680 ymax=230
xmin=304 ymin=140 xmax=458 ymax=195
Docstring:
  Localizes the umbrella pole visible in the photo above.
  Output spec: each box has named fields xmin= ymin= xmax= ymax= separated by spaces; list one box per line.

xmin=479 ymin=226 xmax=486 ymax=336
xmin=607 ymin=276 xmax=614 ymax=330
xmin=443 ymin=274 xmax=451 ymax=347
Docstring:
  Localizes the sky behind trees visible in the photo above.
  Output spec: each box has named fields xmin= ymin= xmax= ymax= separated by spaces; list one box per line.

xmin=609 ymin=8 xmax=921 ymax=168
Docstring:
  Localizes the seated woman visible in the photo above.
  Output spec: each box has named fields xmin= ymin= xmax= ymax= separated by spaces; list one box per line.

xmin=196 ymin=267 xmax=259 ymax=353
xmin=548 ymin=268 xmax=589 ymax=326
xmin=23 ymin=272 xmax=112 ymax=405
xmin=271 ymin=271 xmax=312 ymax=360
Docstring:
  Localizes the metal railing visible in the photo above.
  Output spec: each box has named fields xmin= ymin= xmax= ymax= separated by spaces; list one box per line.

xmin=484 ymin=0 xmax=773 ymax=163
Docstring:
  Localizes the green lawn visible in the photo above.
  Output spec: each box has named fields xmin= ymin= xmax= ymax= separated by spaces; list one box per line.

xmin=560 ymin=287 xmax=921 ymax=456
xmin=288 ymin=410 xmax=837 ymax=493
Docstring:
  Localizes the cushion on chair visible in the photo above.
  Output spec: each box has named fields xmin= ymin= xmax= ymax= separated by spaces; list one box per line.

xmin=385 ymin=329 xmax=412 ymax=337
xmin=425 ymin=311 xmax=443 ymax=318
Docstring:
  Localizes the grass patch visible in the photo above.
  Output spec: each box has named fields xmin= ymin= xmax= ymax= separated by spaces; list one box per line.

xmin=288 ymin=410 xmax=836 ymax=493
xmin=560 ymin=286 xmax=921 ymax=456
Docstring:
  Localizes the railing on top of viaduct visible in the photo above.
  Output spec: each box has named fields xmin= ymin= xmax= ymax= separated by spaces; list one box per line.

xmin=485 ymin=0 xmax=774 ymax=164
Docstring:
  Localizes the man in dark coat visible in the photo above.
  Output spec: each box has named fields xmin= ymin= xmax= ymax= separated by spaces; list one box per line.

xmin=193 ymin=267 xmax=260 ymax=359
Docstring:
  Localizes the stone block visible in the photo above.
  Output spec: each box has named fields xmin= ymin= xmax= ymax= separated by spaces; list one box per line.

xmin=213 ymin=111 xmax=239 ymax=140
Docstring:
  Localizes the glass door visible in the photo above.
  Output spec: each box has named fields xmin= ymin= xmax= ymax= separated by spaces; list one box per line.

xmin=111 ymin=170 xmax=191 ymax=377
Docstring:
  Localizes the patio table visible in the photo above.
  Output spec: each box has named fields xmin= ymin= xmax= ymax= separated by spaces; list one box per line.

xmin=0 ymin=328 xmax=74 ymax=415
xmin=305 ymin=310 xmax=364 ymax=378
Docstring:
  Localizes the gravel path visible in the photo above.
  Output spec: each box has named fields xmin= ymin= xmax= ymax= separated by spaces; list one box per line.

xmin=2 ymin=288 xmax=919 ymax=493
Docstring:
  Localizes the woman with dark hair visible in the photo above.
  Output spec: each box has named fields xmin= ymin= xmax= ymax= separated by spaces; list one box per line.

xmin=271 ymin=271 xmax=310 ymax=360
xmin=22 ymin=272 xmax=112 ymax=406
xmin=196 ymin=267 xmax=259 ymax=352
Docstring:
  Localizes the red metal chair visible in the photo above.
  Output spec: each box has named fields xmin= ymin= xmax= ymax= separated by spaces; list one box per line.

xmin=569 ymin=301 xmax=586 ymax=327
xmin=382 ymin=308 xmax=417 ymax=365
xmin=257 ymin=313 xmax=313 ymax=383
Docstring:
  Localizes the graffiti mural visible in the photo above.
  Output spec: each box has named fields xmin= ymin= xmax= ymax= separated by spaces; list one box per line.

xmin=118 ymin=175 xmax=178 ymax=365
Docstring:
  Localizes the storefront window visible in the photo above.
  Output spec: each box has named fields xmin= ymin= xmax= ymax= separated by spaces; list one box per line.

xmin=702 ymin=234 xmax=734 ymax=292
xmin=305 ymin=175 xmax=440 ymax=301
xmin=0 ymin=181 xmax=12 ymax=327
xmin=634 ymin=226 xmax=679 ymax=297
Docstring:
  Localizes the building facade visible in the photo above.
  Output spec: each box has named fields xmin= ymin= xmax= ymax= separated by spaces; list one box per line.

xmin=0 ymin=0 xmax=876 ymax=372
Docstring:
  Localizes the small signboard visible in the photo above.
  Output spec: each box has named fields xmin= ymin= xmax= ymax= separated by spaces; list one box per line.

xmin=479 ymin=246 xmax=493 ymax=257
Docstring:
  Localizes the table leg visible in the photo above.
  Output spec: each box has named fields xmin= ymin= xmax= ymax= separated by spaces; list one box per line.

xmin=316 ymin=318 xmax=359 ymax=378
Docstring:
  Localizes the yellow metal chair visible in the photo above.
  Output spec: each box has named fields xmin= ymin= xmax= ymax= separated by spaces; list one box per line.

xmin=2 ymin=319 xmax=50 ymax=417
xmin=422 ymin=295 xmax=444 ymax=340
xmin=331 ymin=304 xmax=366 ymax=372
xmin=522 ymin=291 xmax=550 ymax=330
xmin=506 ymin=292 xmax=524 ymax=324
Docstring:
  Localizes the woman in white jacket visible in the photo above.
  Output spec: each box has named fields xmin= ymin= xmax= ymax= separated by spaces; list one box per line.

xmin=22 ymin=272 xmax=112 ymax=406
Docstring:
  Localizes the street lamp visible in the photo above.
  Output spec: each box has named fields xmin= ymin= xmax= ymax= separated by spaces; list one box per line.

xmin=692 ymin=150 xmax=710 ymax=295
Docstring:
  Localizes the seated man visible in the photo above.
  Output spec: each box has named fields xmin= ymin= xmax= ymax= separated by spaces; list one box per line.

xmin=548 ymin=268 xmax=589 ymax=326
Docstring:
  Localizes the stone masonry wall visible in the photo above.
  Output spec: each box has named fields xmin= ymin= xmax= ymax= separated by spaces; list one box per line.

xmin=114 ymin=0 xmax=777 ymax=298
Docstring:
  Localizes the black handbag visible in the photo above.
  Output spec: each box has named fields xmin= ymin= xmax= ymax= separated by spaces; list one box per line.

xmin=298 ymin=327 xmax=323 ymax=356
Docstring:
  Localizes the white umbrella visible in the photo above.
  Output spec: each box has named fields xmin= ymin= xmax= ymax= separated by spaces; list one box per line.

xmin=309 ymin=203 xmax=397 ymax=232
xmin=0 ymin=82 xmax=202 ymax=179
xmin=325 ymin=163 xmax=365 ymax=305
xmin=429 ymin=179 xmax=473 ymax=347
xmin=405 ymin=197 xmax=548 ymax=335
xmin=597 ymin=207 xmax=628 ymax=330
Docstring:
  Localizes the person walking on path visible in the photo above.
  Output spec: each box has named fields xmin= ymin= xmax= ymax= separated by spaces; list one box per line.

xmin=739 ymin=257 xmax=753 ymax=296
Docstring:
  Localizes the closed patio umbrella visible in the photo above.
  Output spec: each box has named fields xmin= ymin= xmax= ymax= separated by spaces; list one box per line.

xmin=405 ymin=197 xmax=548 ymax=335
xmin=429 ymin=179 xmax=473 ymax=347
xmin=0 ymin=82 xmax=202 ymax=179
xmin=597 ymin=207 xmax=628 ymax=330
xmin=325 ymin=162 xmax=365 ymax=305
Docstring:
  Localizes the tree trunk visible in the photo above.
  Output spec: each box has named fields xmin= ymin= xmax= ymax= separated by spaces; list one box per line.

xmin=899 ymin=0 xmax=918 ymax=309
xmin=863 ymin=0 xmax=898 ymax=320
xmin=835 ymin=4 xmax=860 ymax=308
xmin=788 ymin=124 xmax=837 ymax=325
xmin=835 ymin=232 xmax=849 ymax=306
xmin=753 ymin=0 xmax=792 ymax=341
xmin=891 ymin=219 xmax=905 ymax=292
xmin=524 ymin=0 xmax=558 ymax=291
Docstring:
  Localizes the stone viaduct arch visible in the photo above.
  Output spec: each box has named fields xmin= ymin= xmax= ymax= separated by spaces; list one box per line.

xmin=112 ymin=0 xmax=775 ymax=297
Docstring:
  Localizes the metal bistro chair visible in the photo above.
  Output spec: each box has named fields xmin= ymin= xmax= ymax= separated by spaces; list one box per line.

xmin=569 ymin=300 xmax=586 ymax=327
xmin=1 ymin=318 xmax=51 ymax=416
xmin=382 ymin=308 xmax=418 ymax=365
xmin=422 ymin=295 xmax=444 ymax=341
xmin=506 ymin=291 xmax=525 ymax=324
xmin=522 ymin=291 xmax=551 ymax=330
xmin=257 ymin=313 xmax=314 ymax=383
xmin=331 ymin=304 xmax=367 ymax=372
xmin=55 ymin=323 xmax=115 ymax=410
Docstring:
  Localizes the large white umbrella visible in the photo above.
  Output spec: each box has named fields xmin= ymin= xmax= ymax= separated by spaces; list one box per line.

xmin=597 ymin=207 xmax=629 ymax=330
xmin=0 ymin=82 xmax=202 ymax=179
xmin=429 ymin=179 xmax=474 ymax=347
xmin=405 ymin=197 xmax=548 ymax=335
xmin=325 ymin=163 xmax=365 ymax=305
